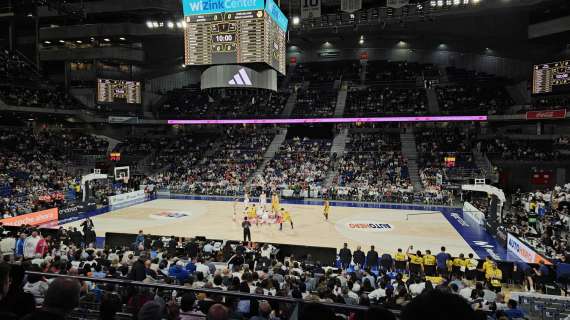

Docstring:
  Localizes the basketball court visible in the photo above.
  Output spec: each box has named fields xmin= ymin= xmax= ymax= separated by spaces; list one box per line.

xmin=64 ymin=198 xmax=489 ymax=258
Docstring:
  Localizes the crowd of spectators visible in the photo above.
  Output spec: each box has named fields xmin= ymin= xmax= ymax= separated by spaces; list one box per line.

xmin=503 ymin=184 xmax=570 ymax=260
xmin=0 ymin=86 xmax=82 ymax=110
xmin=0 ymin=221 xmax=552 ymax=320
xmin=158 ymin=88 xmax=289 ymax=119
xmin=292 ymin=88 xmax=337 ymax=118
xmin=252 ymin=137 xmax=332 ymax=196
xmin=436 ymin=85 xmax=514 ymax=115
xmin=530 ymin=94 xmax=570 ymax=111
xmin=365 ymin=61 xmax=439 ymax=83
xmin=0 ymin=128 xmax=111 ymax=218
xmin=477 ymin=137 xmax=569 ymax=161
xmin=0 ymin=49 xmax=39 ymax=81
xmin=326 ymin=132 xmax=413 ymax=203
xmin=345 ymin=86 xmax=427 ymax=116
xmin=148 ymin=128 xmax=274 ymax=196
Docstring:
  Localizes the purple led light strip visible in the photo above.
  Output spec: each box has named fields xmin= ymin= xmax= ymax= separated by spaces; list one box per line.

xmin=168 ymin=115 xmax=488 ymax=125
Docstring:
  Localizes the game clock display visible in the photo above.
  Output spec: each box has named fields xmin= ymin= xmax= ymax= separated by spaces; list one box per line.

xmin=182 ymin=0 xmax=287 ymax=75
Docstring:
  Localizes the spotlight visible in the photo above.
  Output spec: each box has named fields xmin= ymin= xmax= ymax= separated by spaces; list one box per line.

xmin=292 ymin=16 xmax=300 ymax=25
xmin=59 ymin=40 xmax=65 ymax=43
xmin=350 ymin=13 xmax=355 ymax=19
xmin=453 ymin=0 xmax=461 ymax=4
xmin=182 ymin=21 xmax=187 ymax=29
xmin=119 ymin=37 xmax=126 ymax=41
xmin=437 ymin=0 xmax=444 ymax=6
xmin=152 ymin=21 xmax=159 ymax=28
xmin=359 ymin=39 xmax=364 ymax=45
xmin=44 ymin=41 xmax=51 ymax=44
xmin=176 ymin=21 xmax=183 ymax=28
xmin=146 ymin=21 xmax=154 ymax=28
xmin=103 ymin=38 xmax=110 ymax=42
xmin=76 ymin=40 xmax=82 ymax=44
xmin=167 ymin=21 xmax=174 ymax=29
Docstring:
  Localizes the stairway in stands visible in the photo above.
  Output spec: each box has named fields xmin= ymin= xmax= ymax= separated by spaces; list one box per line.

xmin=334 ymin=83 xmax=348 ymax=117
xmin=425 ymin=87 xmax=441 ymax=114
xmin=473 ymin=148 xmax=499 ymax=183
xmin=324 ymin=128 xmax=349 ymax=187
xmin=400 ymin=128 xmax=424 ymax=192
xmin=281 ymin=92 xmax=297 ymax=117
xmin=247 ymin=128 xmax=288 ymax=184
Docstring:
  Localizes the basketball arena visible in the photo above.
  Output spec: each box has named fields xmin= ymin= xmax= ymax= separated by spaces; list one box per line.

xmin=0 ymin=0 xmax=569 ymax=319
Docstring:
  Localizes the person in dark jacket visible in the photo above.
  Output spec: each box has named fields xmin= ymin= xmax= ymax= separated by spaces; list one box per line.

xmin=70 ymin=228 xmax=83 ymax=248
xmin=353 ymin=245 xmax=365 ymax=267
xmin=366 ymin=245 xmax=379 ymax=270
xmin=0 ymin=264 xmax=35 ymax=318
xmin=128 ymin=256 xmax=148 ymax=281
xmin=339 ymin=243 xmax=352 ymax=269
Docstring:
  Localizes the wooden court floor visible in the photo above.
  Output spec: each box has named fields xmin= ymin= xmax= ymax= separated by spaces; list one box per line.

xmin=66 ymin=199 xmax=477 ymax=257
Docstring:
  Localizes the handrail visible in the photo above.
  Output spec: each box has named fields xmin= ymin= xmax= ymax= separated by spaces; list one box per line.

xmin=25 ymin=271 xmax=378 ymax=314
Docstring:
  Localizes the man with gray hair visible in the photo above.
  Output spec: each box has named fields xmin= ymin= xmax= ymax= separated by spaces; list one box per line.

xmin=250 ymin=301 xmax=272 ymax=320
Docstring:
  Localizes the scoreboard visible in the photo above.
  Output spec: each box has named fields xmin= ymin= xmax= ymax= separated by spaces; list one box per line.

xmin=182 ymin=0 xmax=287 ymax=75
xmin=97 ymin=79 xmax=142 ymax=104
xmin=532 ymin=60 xmax=570 ymax=95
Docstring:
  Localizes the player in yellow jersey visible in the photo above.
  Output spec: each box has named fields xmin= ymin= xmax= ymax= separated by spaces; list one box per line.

xmin=423 ymin=250 xmax=437 ymax=276
xmin=323 ymin=199 xmax=330 ymax=221
xmin=452 ymin=253 xmax=466 ymax=278
xmin=278 ymin=208 xmax=293 ymax=231
xmin=271 ymin=193 xmax=280 ymax=215
xmin=394 ymin=248 xmax=407 ymax=272
xmin=248 ymin=204 xmax=257 ymax=222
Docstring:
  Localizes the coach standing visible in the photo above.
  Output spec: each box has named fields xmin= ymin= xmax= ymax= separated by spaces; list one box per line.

xmin=366 ymin=245 xmax=379 ymax=270
xmin=242 ymin=217 xmax=252 ymax=243
xmin=353 ymin=245 xmax=365 ymax=268
xmin=339 ymin=243 xmax=352 ymax=269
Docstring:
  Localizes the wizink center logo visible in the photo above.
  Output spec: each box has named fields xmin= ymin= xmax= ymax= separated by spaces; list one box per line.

xmin=346 ymin=221 xmax=394 ymax=233
xmin=183 ymin=0 xmax=263 ymax=15
xmin=228 ymin=68 xmax=252 ymax=86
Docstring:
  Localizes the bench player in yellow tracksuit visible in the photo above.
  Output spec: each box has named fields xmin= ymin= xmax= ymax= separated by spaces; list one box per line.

xmin=423 ymin=250 xmax=437 ymax=276
xmin=323 ymin=199 xmax=331 ymax=221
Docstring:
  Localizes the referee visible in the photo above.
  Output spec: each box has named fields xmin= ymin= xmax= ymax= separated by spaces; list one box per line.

xmin=242 ymin=217 xmax=252 ymax=242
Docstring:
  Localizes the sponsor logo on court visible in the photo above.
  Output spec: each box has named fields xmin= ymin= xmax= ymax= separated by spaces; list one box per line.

xmin=346 ymin=221 xmax=394 ymax=232
xmin=150 ymin=211 xmax=189 ymax=219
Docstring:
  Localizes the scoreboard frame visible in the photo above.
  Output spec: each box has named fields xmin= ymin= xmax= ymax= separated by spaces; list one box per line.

xmin=532 ymin=60 xmax=570 ymax=95
xmin=182 ymin=0 xmax=287 ymax=75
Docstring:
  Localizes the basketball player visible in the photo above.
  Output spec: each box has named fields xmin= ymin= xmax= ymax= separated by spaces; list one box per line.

xmin=323 ymin=199 xmax=330 ymax=221
xmin=278 ymin=208 xmax=293 ymax=231
xmin=271 ymin=193 xmax=280 ymax=215
xmin=248 ymin=204 xmax=257 ymax=225
xmin=261 ymin=208 xmax=270 ymax=225
xmin=259 ymin=191 xmax=267 ymax=211
xmin=242 ymin=217 xmax=252 ymax=242
xmin=233 ymin=198 xmax=239 ymax=222
xmin=243 ymin=193 xmax=250 ymax=211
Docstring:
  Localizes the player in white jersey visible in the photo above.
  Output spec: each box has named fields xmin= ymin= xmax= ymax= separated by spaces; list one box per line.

xmin=259 ymin=192 xmax=267 ymax=211
xmin=243 ymin=193 xmax=250 ymax=211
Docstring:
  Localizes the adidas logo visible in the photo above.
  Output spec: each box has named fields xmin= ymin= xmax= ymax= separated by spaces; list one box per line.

xmin=228 ymin=68 xmax=252 ymax=86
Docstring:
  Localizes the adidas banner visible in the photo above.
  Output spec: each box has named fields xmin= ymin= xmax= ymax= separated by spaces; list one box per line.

xmin=201 ymin=65 xmax=277 ymax=91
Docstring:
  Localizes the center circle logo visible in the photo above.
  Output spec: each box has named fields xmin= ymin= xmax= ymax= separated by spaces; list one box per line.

xmin=346 ymin=221 xmax=394 ymax=233
xmin=150 ymin=211 xmax=189 ymax=219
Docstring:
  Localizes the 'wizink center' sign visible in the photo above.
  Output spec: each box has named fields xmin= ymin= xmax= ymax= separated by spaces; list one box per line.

xmin=182 ymin=0 xmax=264 ymax=15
